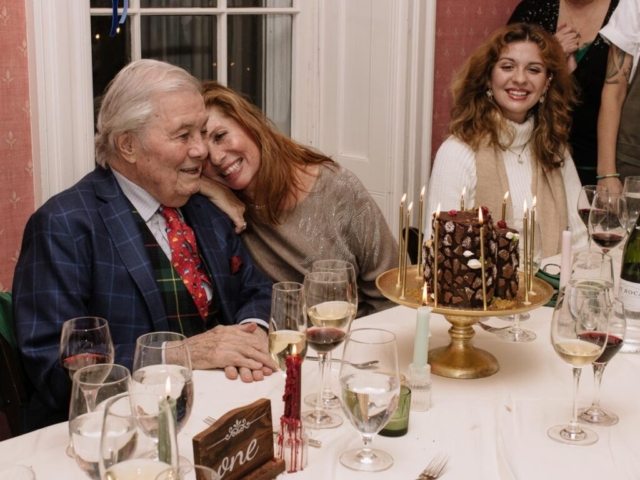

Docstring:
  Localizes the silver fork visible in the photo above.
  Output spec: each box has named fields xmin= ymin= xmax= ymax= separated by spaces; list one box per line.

xmin=203 ymin=416 xmax=322 ymax=448
xmin=417 ymin=452 xmax=449 ymax=479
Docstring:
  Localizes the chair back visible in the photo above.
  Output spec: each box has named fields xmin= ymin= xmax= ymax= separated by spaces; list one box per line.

xmin=0 ymin=292 xmax=28 ymax=439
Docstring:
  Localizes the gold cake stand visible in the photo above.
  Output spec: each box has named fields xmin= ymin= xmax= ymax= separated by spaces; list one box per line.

xmin=376 ymin=265 xmax=553 ymax=379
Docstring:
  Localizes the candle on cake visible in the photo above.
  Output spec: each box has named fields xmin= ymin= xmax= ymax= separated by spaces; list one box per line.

xmin=478 ymin=208 xmax=488 ymax=310
xmin=501 ymin=191 xmax=509 ymax=222
xmin=397 ymin=193 xmax=406 ymax=286
xmin=401 ymin=202 xmax=413 ymax=299
xmin=460 ymin=186 xmax=466 ymax=211
xmin=416 ymin=186 xmax=425 ymax=279
xmin=523 ymin=200 xmax=529 ymax=304
xmin=529 ymin=196 xmax=537 ymax=292
xmin=433 ymin=203 xmax=441 ymax=308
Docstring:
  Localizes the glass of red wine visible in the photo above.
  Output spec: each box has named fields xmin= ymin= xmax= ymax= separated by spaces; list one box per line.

xmin=548 ymin=285 xmax=610 ymax=446
xmin=59 ymin=316 xmax=114 ymax=457
xmin=577 ymin=185 xmax=606 ymax=227
xmin=578 ymin=299 xmax=626 ymax=426
xmin=60 ymin=317 xmax=115 ymax=380
xmin=301 ymin=271 xmax=356 ymax=429
xmin=304 ymin=260 xmax=358 ymax=410
xmin=588 ymin=192 xmax=627 ymax=254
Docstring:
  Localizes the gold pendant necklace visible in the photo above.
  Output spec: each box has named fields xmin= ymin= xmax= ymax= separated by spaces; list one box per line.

xmin=506 ymin=140 xmax=531 ymax=164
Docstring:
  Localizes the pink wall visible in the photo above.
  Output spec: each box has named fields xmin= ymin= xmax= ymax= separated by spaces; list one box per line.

xmin=431 ymin=0 xmax=520 ymax=159
xmin=0 ymin=0 xmax=34 ymax=291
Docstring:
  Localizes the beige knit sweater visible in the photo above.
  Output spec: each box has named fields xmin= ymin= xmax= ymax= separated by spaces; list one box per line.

xmin=241 ymin=163 xmax=398 ymax=317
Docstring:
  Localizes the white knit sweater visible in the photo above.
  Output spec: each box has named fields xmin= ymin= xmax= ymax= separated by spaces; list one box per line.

xmin=425 ymin=117 xmax=589 ymax=250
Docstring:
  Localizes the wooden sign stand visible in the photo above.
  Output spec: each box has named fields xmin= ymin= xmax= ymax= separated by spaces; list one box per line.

xmin=193 ymin=398 xmax=285 ymax=480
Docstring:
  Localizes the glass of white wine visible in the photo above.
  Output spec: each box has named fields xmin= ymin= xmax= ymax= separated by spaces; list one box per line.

xmin=339 ymin=328 xmax=400 ymax=472
xmin=305 ymin=260 xmax=358 ymax=410
xmin=301 ymin=271 xmax=356 ymax=429
xmin=69 ymin=364 xmax=131 ymax=479
xmin=99 ymin=392 xmax=179 ymax=479
xmin=548 ymin=285 xmax=610 ymax=446
xmin=268 ymin=282 xmax=307 ymax=372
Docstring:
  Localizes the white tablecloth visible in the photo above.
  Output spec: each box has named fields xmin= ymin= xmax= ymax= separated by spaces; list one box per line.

xmin=1 ymin=305 xmax=640 ymax=479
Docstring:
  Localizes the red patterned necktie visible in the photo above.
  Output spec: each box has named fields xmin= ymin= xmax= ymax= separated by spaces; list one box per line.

xmin=158 ymin=206 xmax=212 ymax=320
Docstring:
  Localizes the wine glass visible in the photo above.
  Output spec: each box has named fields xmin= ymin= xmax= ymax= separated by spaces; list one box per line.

xmin=496 ymin=220 xmax=541 ymax=339
xmin=268 ymin=282 xmax=307 ymax=372
xmin=301 ymin=271 xmax=356 ymax=429
xmin=579 ymin=299 xmax=626 ymax=426
xmin=588 ymin=192 xmax=628 ymax=254
xmin=69 ymin=364 xmax=131 ymax=479
xmin=305 ymin=260 xmax=358 ymax=410
xmin=132 ymin=332 xmax=194 ymax=434
xmin=570 ymin=252 xmax=614 ymax=304
xmin=59 ymin=317 xmax=115 ymax=380
xmin=60 ymin=316 xmax=115 ymax=457
xmin=156 ymin=464 xmax=220 ymax=479
xmin=339 ymin=328 xmax=400 ymax=472
xmin=548 ymin=285 xmax=610 ymax=446
xmin=623 ymin=176 xmax=640 ymax=233
xmin=99 ymin=392 xmax=179 ymax=478
xmin=577 ymin=185 xmax=606 ymax=227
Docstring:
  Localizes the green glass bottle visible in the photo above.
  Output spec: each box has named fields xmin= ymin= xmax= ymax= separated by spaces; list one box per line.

xmin=618 ymin=214 xmax=640 ymax=353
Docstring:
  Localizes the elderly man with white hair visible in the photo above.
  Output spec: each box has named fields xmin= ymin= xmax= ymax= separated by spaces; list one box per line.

xmin=13 ymin=59 xmax=276 ymax=432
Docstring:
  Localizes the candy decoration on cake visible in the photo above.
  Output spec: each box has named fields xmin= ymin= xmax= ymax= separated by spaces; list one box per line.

xmin=424 ymin=206 xmax=520 ymax=309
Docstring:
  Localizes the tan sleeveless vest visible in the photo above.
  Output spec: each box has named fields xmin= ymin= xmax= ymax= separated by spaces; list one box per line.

xmin=475 ymin=143 xmax=568 ymax=257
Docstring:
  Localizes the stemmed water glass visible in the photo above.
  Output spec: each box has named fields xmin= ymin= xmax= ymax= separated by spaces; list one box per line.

xmin=59 ymin=317 xmax=115 ymax=380
xmin=69 ymin=364 xmax=131 ymax=479
xmin=301 ymin=271 xmax=356 ymax=429
xmin=132 ymin=332 xmax=194 ymax=434
xmin=579 ymin=299 xmax=626 ymax=426
xmin=99 ymin=392 xmax=179 ymax=478
xmin=268 ymin=282 xmax=307 ymax=372
xmin=570 ymin=252 xmax=614 ymax=301
xmin=304 ymin=260 xmax=358 ymax=410
xmin=496 ymin=220 xmax=541 ymax=340
xmin=339 ymin=328 xmax=400 ymax=472
xmin=588 ymin=192 xmax=628 ymax=254
xmin=548 ymin=284 xmax=611 ymax=446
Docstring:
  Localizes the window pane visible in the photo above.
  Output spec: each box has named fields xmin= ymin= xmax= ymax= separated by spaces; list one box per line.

xmin=228 ymin=14 xmax=291 ymax=135
xmin=140 ymin=0 xmax=217 ymax=7
xmin=90 ymin=0 xmax=119 ymax=7
xmin=228 ymin=0 xmax=292 ymax=7
xmin=91 ymin=16 xmax=131 ymax=122
xmin=140 ymin=16 xmax=217 ymax=81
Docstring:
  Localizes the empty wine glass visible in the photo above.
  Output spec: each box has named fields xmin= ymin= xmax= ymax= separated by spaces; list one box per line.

xmin=99 ymin=392 xmax=179 ymax=478
xmin=305 ymin=260 xmax=358 ymax=410
xmin=588 ymin=192 xmax=627 ymax=254
xmin=496 ymin=220 xmax=541 ymax=340
xmin=570 ymin=252 xmax=614 ymax=305
xmin=69 ymin=364 xmax=131 ymax=479
xmin=623 ymin=176 xmax=640 ymax=233
xmin=268 ymin=282 xmax=307 ymax=372
xmin=579 ymin=299 xmax=626 ymax=426
xmin=339 ymin=328 xmax=400 ymax=472
xmin=59 ymin=317 xmax=115 ymax=380
xmin=156 ymin=464 xmax=220 ymax=479
xmin=548 ymin=285 xmax=610 ymax=446
xmin=132 ymin=332 xmax=194 ymax=434
xmin=301 ymin=271 xmax=356 ymax=429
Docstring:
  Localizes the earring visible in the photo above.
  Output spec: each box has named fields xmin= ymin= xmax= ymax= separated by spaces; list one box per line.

xmin=539 ymin=93 xmax=546 ymax=104
xmin=486 ymin=88 xmax=494 ymax=99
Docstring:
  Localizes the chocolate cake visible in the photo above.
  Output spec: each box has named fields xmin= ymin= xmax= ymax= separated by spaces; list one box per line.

xmin=423 ymin=207 xmax=519 ymax=309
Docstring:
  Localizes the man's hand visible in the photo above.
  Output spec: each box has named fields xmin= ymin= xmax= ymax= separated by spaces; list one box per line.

xmin=187 ymin=323 xmax=276 ymax=382
xmin=199 ymin=174 xmax=247 ymax=234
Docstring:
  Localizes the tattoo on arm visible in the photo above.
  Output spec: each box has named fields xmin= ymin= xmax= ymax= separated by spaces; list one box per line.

xmin=605 ymin=45 xmax=633 ymax=84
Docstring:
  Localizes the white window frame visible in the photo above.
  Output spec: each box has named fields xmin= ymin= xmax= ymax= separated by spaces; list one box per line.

xmin=26 ymin=0 xmax=319 ymax=205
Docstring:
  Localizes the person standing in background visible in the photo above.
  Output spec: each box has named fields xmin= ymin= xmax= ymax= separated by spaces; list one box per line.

xmin=509 ymin=0 xmax=618 ymax=186
xmin=596 ymin=0 xmax=640 ymax=192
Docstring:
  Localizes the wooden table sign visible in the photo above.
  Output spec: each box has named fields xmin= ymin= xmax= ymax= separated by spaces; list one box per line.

xmin=193 ymin=398 xmax=285 ymax=480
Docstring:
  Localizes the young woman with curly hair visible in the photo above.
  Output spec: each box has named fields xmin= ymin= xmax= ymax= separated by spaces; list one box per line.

xmin=426 ymin=23 xmax=588 ymax=256
xmin=199 ymin=81 xmax=398 ymax=317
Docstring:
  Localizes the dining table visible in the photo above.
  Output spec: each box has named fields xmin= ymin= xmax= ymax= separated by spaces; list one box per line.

xmin=1 ymin=296 xmax=640 ymax=479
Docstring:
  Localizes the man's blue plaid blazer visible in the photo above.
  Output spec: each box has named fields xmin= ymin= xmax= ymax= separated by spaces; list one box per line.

xmin=12 ymin=167 xmax=272 ymax=431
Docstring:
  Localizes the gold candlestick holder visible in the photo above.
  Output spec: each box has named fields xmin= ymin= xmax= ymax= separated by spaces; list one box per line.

xmin=376 ymin=266 xmax=553 ymax=379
